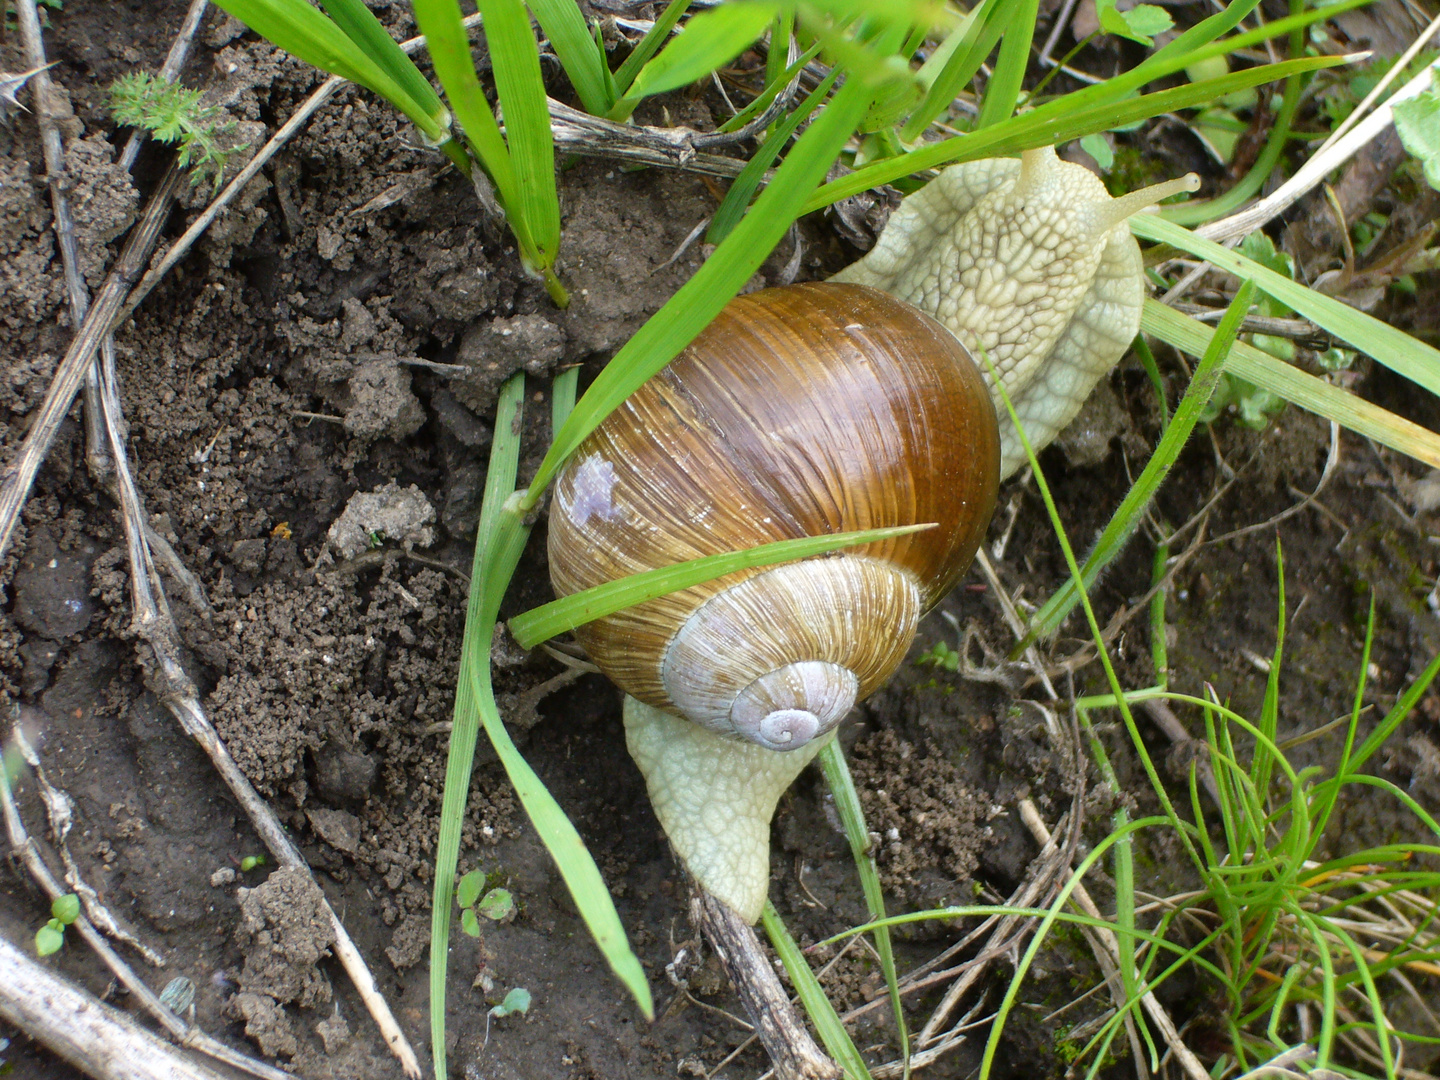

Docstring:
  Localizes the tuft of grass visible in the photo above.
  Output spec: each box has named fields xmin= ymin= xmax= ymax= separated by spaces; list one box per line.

xmin=108 ymin=72 xmax=237 ymax=188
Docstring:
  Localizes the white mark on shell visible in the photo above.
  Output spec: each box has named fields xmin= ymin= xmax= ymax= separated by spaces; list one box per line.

xmin=567 ymin=454 xmax=625 ymax=526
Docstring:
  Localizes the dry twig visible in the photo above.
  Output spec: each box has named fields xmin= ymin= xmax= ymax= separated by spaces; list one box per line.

xmin=1 ymin=714 xmax=293 ymax=1080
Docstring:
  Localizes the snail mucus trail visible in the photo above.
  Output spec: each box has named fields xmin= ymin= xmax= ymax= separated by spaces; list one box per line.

xmin=545 ymin=146 xmax=1199 ymax=922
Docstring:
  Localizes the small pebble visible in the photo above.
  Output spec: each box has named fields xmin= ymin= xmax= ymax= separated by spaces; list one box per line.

xmin=211 ymin=867 xmax=237 ymax=887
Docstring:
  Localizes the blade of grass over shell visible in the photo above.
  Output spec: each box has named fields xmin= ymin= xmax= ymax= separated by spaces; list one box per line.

xmin=1140 ymin=300 xmax=1440 ymax=470
xmin=1136 ymin=215 xmax=1440 ymax=399
xmin=818 ymin=742 xmax=910 ymax=1079
xmin=432 ymin=376 xmax=652 ymax=1080
xmin=761 ymin=901 xmax=874 ymax=1080
xmin=900 ymin=0 xmax=1011 ymax=141
xmin=611 ymin=0 xmax=691 ymax=100
xmin=973 ymin=0 xmax=1037 ymax=129
xmin=807 ymin=54 xmax=1349 ymax=210
xmin=213 ymin=0 xmax=447 ymax=139
xmin=509 ymin=524 xmax=933 ymax=648
xmin=708 ymin=67 xmax=840 ymax=244
xmin=522 ymin=26 xmax=908 ymax=509
xmin=317 ymin=0 xmax=448 ymax=127
xmin=1015 ymin=282 xmax=1254 ymax=650
xmin=526 ymin=0 xmax=614 ymax=115
xmin=479 ymin=0 xmax=565 ymax=296
xmin=609 ymin=1 xmax=776 ymax=122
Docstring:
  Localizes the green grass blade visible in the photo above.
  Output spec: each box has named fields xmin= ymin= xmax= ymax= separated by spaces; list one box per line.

xmin=762 ymin=901 xmax=873 ymax=1080
xmin=522 ymin=45 xmax=900 ymax=509
xmin=808 ymin=54 xmax=1346 ymax=211
xmin=1017 ymin=282 xmax=1255 ymax=648
xmin=527 ymin=0 xmax=614 ymax=114
xmin=463 ymin=582 xmax=654 ymax=1022
xmin=818 ymin=742 xmax=909 ymax=1077
xmin=317 ymin=0 xmax=448 ymax=127
xmin=509 ymin=524 xmax=933 ymax=648
xmin=480 ymin=0 xmax=561 ymax=267
xmin=900 ymin=0 xmax=1010 ymax=142
xmin=1139 ymin=300 xmax=1440 ymax=470
xmin=611 ymin=0 xmax=691 ymax=98
xmin=708 ymin=67 xmax=839 ymax=244
xmin=213 ymin=0 xmax=446 ymax=139
xmin=1252 ymin=539 xmax=1286 ymax=797
xmin=410 ymin=0 xmax=524 ymax=223
xmin=552 ymin=366 xmax=579 ymax=433
xmin=609 ymin=1 xmax=775 ymax=121
xmin=1161 ymin=57 xmax=1301 ymax=227
xmin=974 ymin=0 xmax=1037 ymax=129
xmin=430 ymin=374 xmax=527 ymax=1080
xmin=1307 ymin=597 xmax=1373 ymax=842
xmin=717 ymin=35 xmax=825 ymax=134
xmin=1134 ymin=214 xmax=1440 ymax=399
xmin=432 ymin=375 xmax=652 ymax=1080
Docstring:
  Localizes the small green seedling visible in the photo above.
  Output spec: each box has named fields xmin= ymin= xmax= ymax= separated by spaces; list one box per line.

xmin=915 ymin=640 xmax=960 ymax=672
xmin=457 ymin=869 xmax=514 ymax=937
xmin=35 ymin=893 xmax=80 ymax=957
xmin=239 ymin=854 xmax=266 ymax=872
xmin=483 ymin=986 xmax=531 ymax=1045
xmin=108 ymin=71 xmax=237 ymax=188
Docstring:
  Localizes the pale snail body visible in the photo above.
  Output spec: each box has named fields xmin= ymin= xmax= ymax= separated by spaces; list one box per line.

xmin=834 ymin=146 xmax=1200 ymax=478
xmin=545 ymin=148 xmax=1197 ymax=921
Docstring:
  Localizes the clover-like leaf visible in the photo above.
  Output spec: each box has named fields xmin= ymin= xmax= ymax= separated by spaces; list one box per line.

xmin=1394 ymin=69 xmax=1440 ymax=192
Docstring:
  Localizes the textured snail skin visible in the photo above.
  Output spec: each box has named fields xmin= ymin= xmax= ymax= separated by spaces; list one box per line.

xmin=624 ymin=697 xmax=834 ymax=923
xmin=833 ymin=146 xmax=1199 ymax=478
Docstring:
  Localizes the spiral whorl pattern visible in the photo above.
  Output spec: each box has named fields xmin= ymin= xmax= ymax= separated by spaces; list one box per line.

xmin=729 ymin=661 xmax=858 ymax=750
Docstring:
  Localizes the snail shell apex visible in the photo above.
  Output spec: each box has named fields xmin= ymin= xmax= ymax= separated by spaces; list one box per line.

xmin=548 ymin=282 xmax=1001 ymax=751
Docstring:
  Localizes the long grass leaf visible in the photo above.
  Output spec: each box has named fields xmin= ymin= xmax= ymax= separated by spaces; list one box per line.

xmin=807 ymin=54 xmax=1346 ymax=211
xmin=761 ymin=902 xmax=873 ymax=1080
xmin=708 ymin=67 xmax=840 ymax=244
xmin=317 ymin=0 xmax=448 ymax=127
xmin=974 ymin=0 xmax=1037 ymax=129
xmin=611 ymin=0 xmax=691 ymax=97
xmin=1252 ymin=539 xmax=1286 ymax=796
xmin=214 ymin=0 xmax=444 ymax=138
xmin=527 ymin=0 xmax=614 ymax=114
xmin=480 ymin=0 xmax=561 ymax=265
xmin=430 ymin=374 xmax=527 ymax=1080
xmin=1134 ymin=214 xmax=1440 ymax=399
xmin=410 ymin=0 xmax=522 ymax=215
xmin=1140 ymin=300 xmax=1440 ymax=469
xmin=509 ymin=524 xmax=932 ymax=647
xmin=1017 ymin=282 xmax=1255 ymax=648
xmin=818 ymin=743 xmax=909 ymax=1076
xmin=523 ymin=51 xmax=897 ymax=508
xmin=610 ymin=1 xmax=776 ymax=120
xmin=900 ymin=0 xmax=1010 ymax=141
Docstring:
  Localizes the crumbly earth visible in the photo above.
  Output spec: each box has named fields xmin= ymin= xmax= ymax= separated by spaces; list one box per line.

xmin=3 ymin=3 xmax=1440 ymax=1079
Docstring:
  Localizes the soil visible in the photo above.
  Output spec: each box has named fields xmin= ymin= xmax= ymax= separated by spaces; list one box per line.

xmin=2 ymin=2 xmax=1440 ymax=1079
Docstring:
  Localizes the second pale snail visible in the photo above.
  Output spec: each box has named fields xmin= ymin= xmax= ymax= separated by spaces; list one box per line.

xmin=545 ymin=147 xmax=1198 ymax=921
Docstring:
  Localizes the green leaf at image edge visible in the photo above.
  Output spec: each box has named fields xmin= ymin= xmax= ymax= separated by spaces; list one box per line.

xmin=1393 ymin=66 xmax=1440 ymax=192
